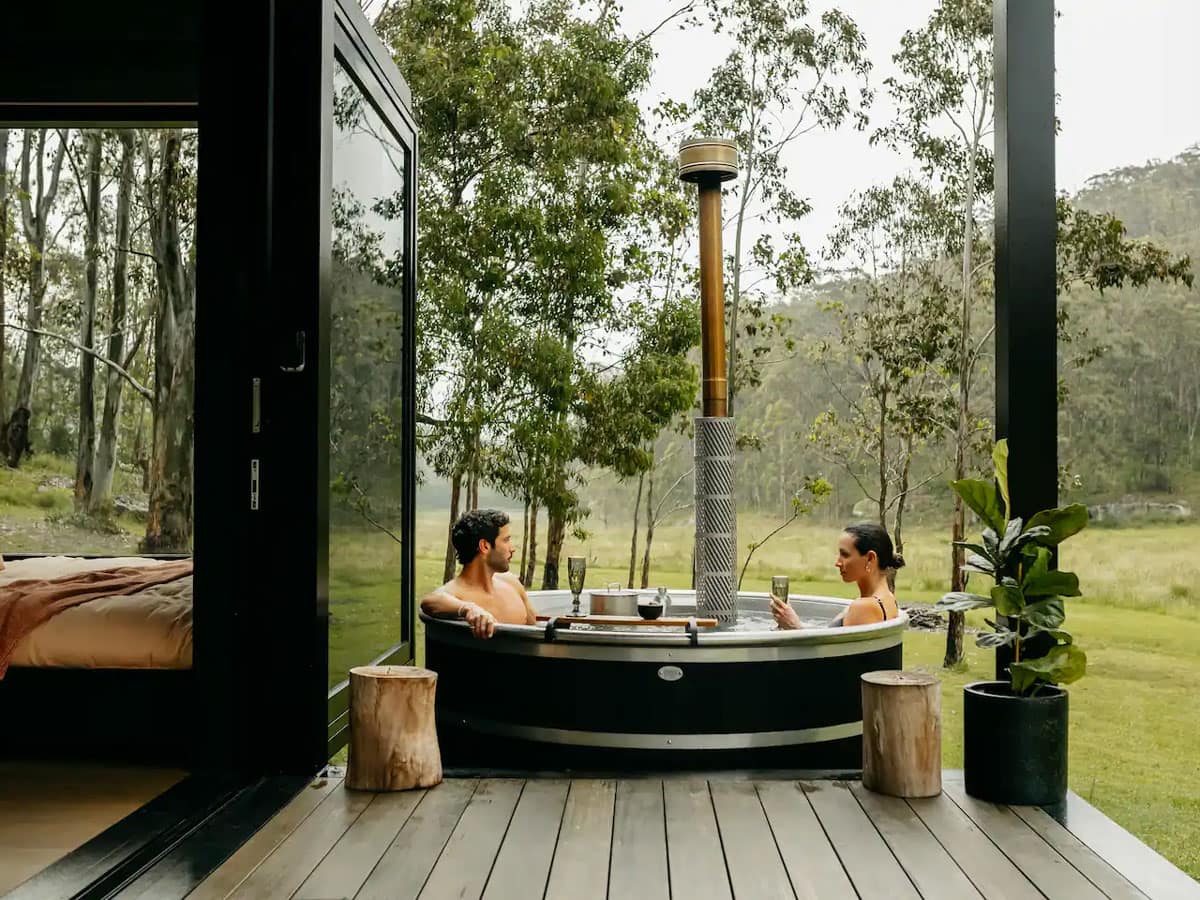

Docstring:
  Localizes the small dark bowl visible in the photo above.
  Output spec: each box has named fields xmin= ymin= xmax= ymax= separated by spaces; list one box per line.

xmin=637 ymin=600 xmax=663 ymax=620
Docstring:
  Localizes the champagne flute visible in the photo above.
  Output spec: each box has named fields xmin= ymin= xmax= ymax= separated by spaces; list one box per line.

xmin=770 ymin=575 xmax=790 ymax=612
xmin=567 ymin=556 xmax=587 ymax=617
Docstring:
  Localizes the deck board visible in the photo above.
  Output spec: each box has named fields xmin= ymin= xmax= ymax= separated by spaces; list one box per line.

xmin=908 ymin=790 xmax=1042 ymax=900
xmin=755 ymin=781 xmax=856 ymax=900
xmin=354 ymin=779 xmax=477 ymax=900
xmin=663 ymin=780 xmax=732 ymax=900
xmin=804 ymin=781 xmax=919 ymax=900
xmin=183 ymin=772 xmax=1200 ymax=900
xmin=1011 ymin=804 xmax=1149 ymax=900
xmin=417 ymin=779 xmax=523 ymax=900
xmin=849 ymin=784 xmax=982 ymax=900
xmin=942 ymin=779 xmax=1108 ymax=900
xmin=608 ymin=780 xmax=670 ymax=900
xmin=293 ymin=789 xmax=423 ymax=900
xmin=185 ymin=777 xmax=339 ymax=900
xmin=1056 ymin=790 xmax=1200 ymax=900
xmin=543 ymin=779 xmax=616 ymax=900
xmin=227 ymin=783 xmax=372 ymax=900
xmin=709 ymin=781 xmax=795 ymax=899
xmin=482 ymin=779 xmax=570 ymax=900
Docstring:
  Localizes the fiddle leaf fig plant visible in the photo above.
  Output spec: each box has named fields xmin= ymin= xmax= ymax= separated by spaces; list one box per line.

xmin=935 ymin=439 xmax=1089 ymax=695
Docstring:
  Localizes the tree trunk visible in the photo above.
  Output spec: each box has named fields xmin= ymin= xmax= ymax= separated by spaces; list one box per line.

xmin=640 ymin=471 xmax=655 ymax=589
xmin=726 ymin=57 xmax=759 ymax=418
xmin=541 ymin=507 xmax=566 ymax=590
xmin=889 ymin=433 xmax=915 ymax=594
xmin=346 ymin=666 xmax=442 ymax=791
xmin=10 ymin=130 xmax=67 ymax=466
xmin=627 ymin=472 xmax=644 ymax=589
xmin=524 ymin=500 xmax=539 ymax=587
xmin=0 ymin=127 xmax=10 ymax=454
xmin=74 ymin=132 xmax=102 ymax=510
xmin=945 ymin=139 xmax=979 ymax=668
xmin=91 ymin=132 xmax=136 ymax=511
xmin=861 ymin=671 xmax=941 ymax=798
xmin=141 ymin=131 xmax=195 ymax=554
xmin=443 ymin=469 xmax=462 ymax=581
xmin=518 ymin=494 xmax=530 ymax=586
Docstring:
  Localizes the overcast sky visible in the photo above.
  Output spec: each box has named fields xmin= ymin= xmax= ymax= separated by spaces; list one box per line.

xmin=621 ymin=0 xmax=1200 ymax=266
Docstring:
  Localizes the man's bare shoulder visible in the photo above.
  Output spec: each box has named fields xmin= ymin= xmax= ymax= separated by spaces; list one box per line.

xmin=495 ymin=571 xmax=527 ymax=596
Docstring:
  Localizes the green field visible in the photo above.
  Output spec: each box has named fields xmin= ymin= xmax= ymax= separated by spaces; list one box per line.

xmin=3 ymin=463 xmax=1199 ymax=879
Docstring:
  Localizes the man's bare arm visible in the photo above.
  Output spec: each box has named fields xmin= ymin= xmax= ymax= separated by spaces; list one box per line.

xmin=420 ymin=585 xmax=497 ymax=638
xmin=419 ymin=584 xmax=471 ymax=619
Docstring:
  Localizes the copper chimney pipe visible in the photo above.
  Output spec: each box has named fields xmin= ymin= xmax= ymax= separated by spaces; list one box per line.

xmin=678 ymin=138 xmax=738 ymax=417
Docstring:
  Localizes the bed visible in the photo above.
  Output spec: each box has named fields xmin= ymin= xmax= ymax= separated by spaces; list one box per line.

xmin=0 ymin=556 xmax=196 ymax=765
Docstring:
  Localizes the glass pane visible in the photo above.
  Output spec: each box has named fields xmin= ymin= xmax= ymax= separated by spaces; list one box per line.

xmin=328 ymin=62 xmax=409 ymax=687
xmin=0 ymin=128 xmax=197 ymax=555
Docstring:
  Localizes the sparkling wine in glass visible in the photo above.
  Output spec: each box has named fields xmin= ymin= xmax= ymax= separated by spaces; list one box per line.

xmin=770 ymin=575 xmax=790 ymax=606
xmin=567 ymin=556 xmax=587 ymax=616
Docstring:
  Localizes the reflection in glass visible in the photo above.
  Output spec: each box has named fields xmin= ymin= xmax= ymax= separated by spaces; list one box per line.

xmin=328 ymin=63 xmax=409 ymax=686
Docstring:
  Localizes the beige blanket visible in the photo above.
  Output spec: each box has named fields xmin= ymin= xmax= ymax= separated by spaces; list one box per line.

xmin=0 ymin=557 xmax=193 ymax=677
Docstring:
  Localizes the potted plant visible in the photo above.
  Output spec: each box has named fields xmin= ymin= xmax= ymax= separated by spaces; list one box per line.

xmin=935 ymin=439 xmax=1088 ymax=806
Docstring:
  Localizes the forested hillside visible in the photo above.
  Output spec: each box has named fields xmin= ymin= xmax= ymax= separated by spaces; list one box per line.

xmin=580 ymin=145 xmax=1200 ymax=530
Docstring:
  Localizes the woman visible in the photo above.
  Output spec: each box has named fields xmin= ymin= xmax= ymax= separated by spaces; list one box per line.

xmin=771 ymin=523 xmax=903 ymax=629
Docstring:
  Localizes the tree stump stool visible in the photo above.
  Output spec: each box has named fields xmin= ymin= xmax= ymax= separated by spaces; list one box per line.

xmin=347 ymin=665 xmax=443 ymax=791
xmin=860 ymin=670 xmax=941 ymax=798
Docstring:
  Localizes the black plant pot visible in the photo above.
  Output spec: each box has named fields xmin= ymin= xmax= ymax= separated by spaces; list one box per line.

xmin=964 ymin=680 xmax=1068 ymax=806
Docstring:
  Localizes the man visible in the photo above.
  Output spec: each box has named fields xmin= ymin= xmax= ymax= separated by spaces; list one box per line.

xmin=420 ymin=509 xmax=537 ymax=639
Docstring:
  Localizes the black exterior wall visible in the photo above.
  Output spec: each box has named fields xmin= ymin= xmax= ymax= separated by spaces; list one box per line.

xmin=1 ymin=0 xmax=418 ymax=780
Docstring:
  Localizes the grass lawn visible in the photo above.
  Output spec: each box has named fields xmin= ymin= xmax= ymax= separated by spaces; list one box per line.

xmin=3 ymin=464 xmax=1198 ymax=878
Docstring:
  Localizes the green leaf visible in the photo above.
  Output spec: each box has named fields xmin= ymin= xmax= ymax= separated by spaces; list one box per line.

xmin=935 ymin=592 xmax=993 ymax=612
xmin=963 ymin=553 xmax=995 ymax=577
xmin=1022 ymin=569 xmax=1081 ymax=598
xmin=993 ymin=439 xmax=1011 ymax=521
xmin=953 ymin=541 xmax=996 ymax=565
xmin=951 ymin=478 xmax=1005 ymax=533
xmin=1026 ymin=504 xmax=1089 ymax=546
xmin=1023 ymin=597 xmax=1066 ymax=629
xmin=1029 ymin=626 xmax=1073 ymax=644
xmin=1022 ymin=546 xmax=1050 ymax=583
xmin=976 ymin=628 xmax=1017 ymax=649
xmin=991 ymin=583 xmax=1025 ymax=616
xmin=1010 ymin=644 xmax=1087 ymax=693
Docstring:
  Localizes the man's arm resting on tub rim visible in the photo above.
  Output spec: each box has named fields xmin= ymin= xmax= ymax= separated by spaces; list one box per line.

xmin=420 ymin=588 xmax=497 ymax=639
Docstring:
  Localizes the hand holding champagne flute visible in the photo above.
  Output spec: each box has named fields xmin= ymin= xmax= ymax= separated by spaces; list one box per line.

xmin=770 ymin=574 xmax=801 ymax=630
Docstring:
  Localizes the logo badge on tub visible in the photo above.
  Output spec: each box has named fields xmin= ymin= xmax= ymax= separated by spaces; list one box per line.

xmin=657 ymin=665 xmax=684 ymax=682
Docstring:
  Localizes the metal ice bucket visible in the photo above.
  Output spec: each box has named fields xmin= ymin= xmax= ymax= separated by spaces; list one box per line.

xmin=588 ymin=583 xmax=640 ymax=617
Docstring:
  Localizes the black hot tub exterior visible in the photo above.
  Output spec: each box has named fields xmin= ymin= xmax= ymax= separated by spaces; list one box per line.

xmin=423 ymin=592 xmax=905 ymax=772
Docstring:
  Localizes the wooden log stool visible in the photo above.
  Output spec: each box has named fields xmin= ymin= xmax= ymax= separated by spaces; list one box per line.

xmin=860 ymin=670 xmax=941 ymax=798
xmin=347 ymin=665 xmax=443 ymax=791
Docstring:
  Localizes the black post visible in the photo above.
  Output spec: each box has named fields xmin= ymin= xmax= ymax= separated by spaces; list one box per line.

xmin=994 ymin=0 xmax=1057 ymax=680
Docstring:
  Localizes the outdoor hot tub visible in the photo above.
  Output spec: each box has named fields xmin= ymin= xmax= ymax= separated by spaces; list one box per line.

xmin=423 ymin=590 xmax=906 ymax=772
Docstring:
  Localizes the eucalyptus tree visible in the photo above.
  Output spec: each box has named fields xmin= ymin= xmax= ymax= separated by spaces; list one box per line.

xmin=9 ymin=129 xmax=67 ymax=465
xmin=812 ymin=176 xmax=958 ymax=564
xmin=380 ymin=0 xmax=681 ymax=585
xmin=140 ymin=130 xmax=197 ymax=553
xmin=0 ymin=128 xmax=10 ymax=455
xmin=683 ymin=0 xmax=872 ymax=416
xmin=872 ymin=0 xmax=993 ymax=663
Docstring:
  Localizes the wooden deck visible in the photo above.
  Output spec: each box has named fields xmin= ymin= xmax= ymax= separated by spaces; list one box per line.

xmin=188 ymin=770 xmax=1200 ymax=900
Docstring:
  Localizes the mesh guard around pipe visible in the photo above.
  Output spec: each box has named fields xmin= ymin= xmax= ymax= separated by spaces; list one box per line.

xmin=694 ymin=416 xmax=737 ymax=623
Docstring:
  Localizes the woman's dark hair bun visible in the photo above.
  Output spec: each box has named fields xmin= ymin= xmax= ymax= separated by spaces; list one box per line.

xmin=843 ymin=522 xmax=903 ymax=570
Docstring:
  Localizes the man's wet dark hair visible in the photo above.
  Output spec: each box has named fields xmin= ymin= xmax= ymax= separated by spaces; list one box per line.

xmin=843 ymin=522 xmax=905 ymax=569
xmin=452 ymin=509 xmax=510 ymax=565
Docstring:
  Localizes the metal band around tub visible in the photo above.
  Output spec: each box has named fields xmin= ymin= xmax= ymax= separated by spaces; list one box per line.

xmin=427 ymin=623 xmax=902 ymax=663
xmin=438 ymin=710 xmax=863 ymax=750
